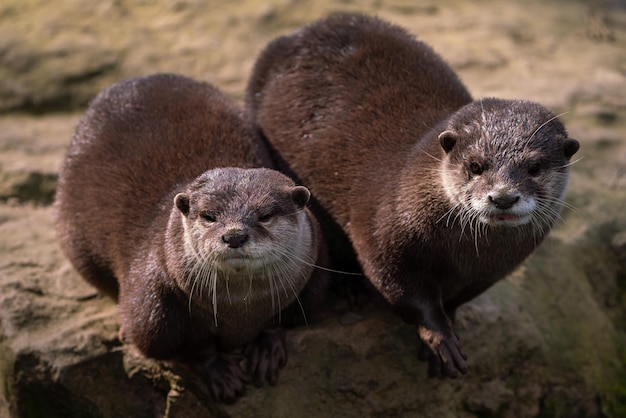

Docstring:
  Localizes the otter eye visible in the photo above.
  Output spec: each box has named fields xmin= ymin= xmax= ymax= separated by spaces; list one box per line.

xmin=469 ymin=162 xmax=483 ymax=175
xmin=258 ymin=213 xmax=273 ymax=223
xmin=528 ymin=163 xmax=542 ymax=176
xmin=200 ymin=212 xmax=217 ymax=223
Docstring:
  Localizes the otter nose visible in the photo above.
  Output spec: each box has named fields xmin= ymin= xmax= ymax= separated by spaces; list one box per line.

xmin=489 ymin=194 xmax=520 ymax=210
xmin=222 ymin=230 xmax=249 ymax=248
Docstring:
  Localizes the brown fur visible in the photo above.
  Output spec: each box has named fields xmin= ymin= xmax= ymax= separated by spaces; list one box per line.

xmin=246 ymin=13 xmax=579 ymax=377
xmin=54 ymin=73 xmax=326 ymax=402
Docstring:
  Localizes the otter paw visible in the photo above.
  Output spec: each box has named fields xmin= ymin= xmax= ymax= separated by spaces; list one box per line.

xmin=196 ymin=353 xmax=250 ymax=404
xmin=417 ymin=327 xmax=468 ymax=378
xmin=243 ymin=328 xmax=288 ymax=387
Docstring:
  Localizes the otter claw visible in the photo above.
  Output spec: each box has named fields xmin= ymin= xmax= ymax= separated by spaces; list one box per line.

xmin=417 ymin=327 xmax=468 ymax=378
xmin=195 ymin=353 xmax=250 ymax=404
xmin=438 ymin=338 xmax=467 ymax=377
xmin=243 ymin=328 xmax=288 ymax=387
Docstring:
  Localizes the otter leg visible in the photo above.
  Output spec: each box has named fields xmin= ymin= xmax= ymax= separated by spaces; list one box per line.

xmin=243 ymin=328 xmax=287 ymax=387
xmin=397 ymin=295 xmax=468 ymax=378
xmin=415 ymin=283 xmax=497 ymax=376
xmin=416 ymin=304 xmax=462 ymax=377
xmin=119 ymin=271 xmax=250 ymax=403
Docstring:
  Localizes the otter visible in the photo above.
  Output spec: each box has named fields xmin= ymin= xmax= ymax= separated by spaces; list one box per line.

xmin=246 ymin=13 xmax=579 ymax=377
xmin=54 ymin=73 xmax=326 ymax=403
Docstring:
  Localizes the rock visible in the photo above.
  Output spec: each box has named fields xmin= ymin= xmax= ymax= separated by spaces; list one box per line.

xmin=1 ymin=0 xmax=626 ymax=417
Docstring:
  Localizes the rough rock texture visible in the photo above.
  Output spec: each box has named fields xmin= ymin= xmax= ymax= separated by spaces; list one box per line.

xmin=1 ymin=0 xmax=626 ymax=417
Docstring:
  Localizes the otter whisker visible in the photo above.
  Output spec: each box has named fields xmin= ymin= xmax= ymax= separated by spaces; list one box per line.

xmin=437 ymin=203 xmax=460 ymax=226
xmin=244 ymin=263 xmax=255 ymax=302
xmin=269 ymin=244 xmax=313 ymax=326
xmin=457 ymin=194 xmax=475 ymax=241
xmin=458 ymin=210 xmax=469 ymax=241
xmin=479 ymin=99 xmax=490 ymax=153
xmin=421 ymin=150 xmax=443 ymax=163
xmin=187 ymin=266 xmax=201 ymax=311
xmin=211 ymin=262 xmax=219 ymax=326
xmin=281 ymin=207 xmax=309 ymax=218
xmin=183 ymin=245 xmax=222 ymax=323
xmin=199 ymin=252 xmax=221 ymax=321
xmin=559 ymin=156 xmax=583 ymax=169
xmin=526 ymin=111 xmax=571 ymax=148
xmin=203 ymin=251 xmax=220 ymax=300
xmin=270 ymin=241 xmax=362 ymax=276
xmin=267 ymin=261 xmax=279 ymax=317
xmin=452 ymin=206 xmax=466 ymax=231
xmin=542 ymin=195 xmax=580 ymax=214
xmin=448 ymin=204 xmax=464 ymax=228
xmin=530 ymin=203 xmax=557 ymax=235
xmin=184 ymin=245 xmax=207 ymax=310
xmin=307 ymin=263 xmax=362 ymax=276
xmin=472 ymin=213 xmax=481 ymax=257
xmin=224 ymin=272 xmax=233 ymax=306
xmin=274 ymin=258 xmax=292 ymax=301
xmin=274 ymin=256 xmax=304 ymax=324
xmin=423 ymin=167 xmax=451 ymax=175
xmin=287 ymin=269 xmax=311 ymax=327
xmin=272 ymin=264 xmax=289 ymax=303
xmin=537 ymin=199 xmax=565 ymax=222
xmin=186 ymin=271 xmax=197 ymax=314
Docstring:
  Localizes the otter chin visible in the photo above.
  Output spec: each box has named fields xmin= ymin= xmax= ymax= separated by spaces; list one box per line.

xmin=486 ymin=212 xmax=531 ymax=227
xmin=246 ymin=13 xmax=579 ymax=378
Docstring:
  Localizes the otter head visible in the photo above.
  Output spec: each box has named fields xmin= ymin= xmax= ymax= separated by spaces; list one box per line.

xmin=438 ymin=99 xmax=579 ymax=231
xmin=171 ymin=167 xmax=314 ymax=309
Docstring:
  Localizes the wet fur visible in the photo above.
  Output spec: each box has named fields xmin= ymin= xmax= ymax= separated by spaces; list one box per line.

xmin=246 ymin=13 xmax=579 ymax=377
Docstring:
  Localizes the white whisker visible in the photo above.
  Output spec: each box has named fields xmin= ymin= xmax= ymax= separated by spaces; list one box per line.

xmin=527 ymin=111 xmax=571 ymax=147
xmin=559 ymin=156 xmax=584 ymax=169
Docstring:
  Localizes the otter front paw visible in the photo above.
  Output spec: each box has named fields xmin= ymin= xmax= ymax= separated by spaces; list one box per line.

xmin=417 ymin=325 xmax=468 ymax=378
xmin=243 ymin=328 xmax=288 ymax=387
xmin=195 ymin=353 xmax=250 ymax=404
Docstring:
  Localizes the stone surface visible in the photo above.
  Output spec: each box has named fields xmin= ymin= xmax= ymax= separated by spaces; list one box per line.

xmin=1 ymin=0 xmax=625 ymax=417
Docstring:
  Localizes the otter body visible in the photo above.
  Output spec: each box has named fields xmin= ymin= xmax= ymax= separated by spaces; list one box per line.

xmin=55 ymin=73 xmax=324 ymax=402
xmin=246 ymin=14 xmax=579 ymax=376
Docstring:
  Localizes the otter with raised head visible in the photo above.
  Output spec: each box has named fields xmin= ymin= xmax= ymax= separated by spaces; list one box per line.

xmin=246 ymin=13 xmax=579 ymax=377
xmin=54 ymin=73 xmax=326 ymax=403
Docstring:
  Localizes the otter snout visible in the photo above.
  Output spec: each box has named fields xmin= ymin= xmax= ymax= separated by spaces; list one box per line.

xmin=488 ymin=193 xmax=520 ymax=210
xmin=222 ymin=228 xmax=249 ymax=248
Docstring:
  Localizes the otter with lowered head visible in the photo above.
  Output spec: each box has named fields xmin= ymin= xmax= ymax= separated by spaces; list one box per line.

xmin=54 ymin=73 xmax=326 ymax=403
xmin=246 ymin=13 xmax=579 ymax=377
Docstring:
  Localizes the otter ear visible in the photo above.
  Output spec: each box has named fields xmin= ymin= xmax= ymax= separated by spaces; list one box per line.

xmin=174 ymin=193 xmax=190 ymax=216
xmin=291 ymin=186 xmax=311 ymax=208
xmin=438 ymin=130 xmax=457 ymax=153
xmin=563 ymin=138 xmax=580 ymax=159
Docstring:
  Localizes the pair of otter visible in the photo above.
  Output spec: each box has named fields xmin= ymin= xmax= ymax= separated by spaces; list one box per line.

xmin=55 ymin=13 xmax=579 ymax=403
